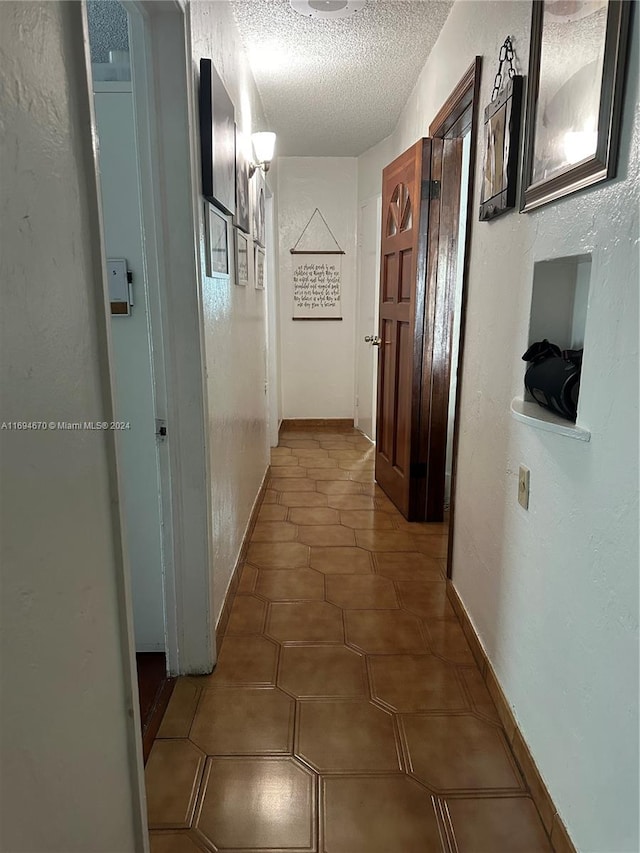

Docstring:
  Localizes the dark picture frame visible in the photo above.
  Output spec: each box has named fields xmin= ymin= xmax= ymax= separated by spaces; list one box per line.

xmin=255 ymin=245 xmax=265 ymax=290
xmin=234 ymin=126 xmax=251 ymax=235
xmin=235 ymin=228 xmax=249 ymax=286
xmin=199 ymin=58 xmax=236 ymax=215
xmin=521 ymin=0 xmax=631 ymax=213
xmin=206 ymin=204 xmax=229 ymax=278
xmin=479 ymin=75 xmax=523 ymax=221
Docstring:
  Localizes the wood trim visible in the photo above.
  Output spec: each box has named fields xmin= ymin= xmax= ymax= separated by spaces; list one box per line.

xmin=429 ymin=58 xmax=481 ymax=138
xmin=433 ymin=57 xmax=482 ymax=578
xmin=280 ymin=418 xmax=355 ymax=431
xmin=446 ymin=581 xmax=577 ymax=853
xmin=214 ymin=469 xmax=269 ymax=651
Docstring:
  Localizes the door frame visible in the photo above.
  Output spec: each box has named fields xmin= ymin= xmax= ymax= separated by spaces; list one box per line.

xmin=428 ymin=58 xmax=482 ymax=578
xmin=84 ymin=0 xmax=214 ymax=678
xmin=354 ymin=193 xmax=382 ymax=441
xmin=123 ymin=0 xmax=214 ymax=675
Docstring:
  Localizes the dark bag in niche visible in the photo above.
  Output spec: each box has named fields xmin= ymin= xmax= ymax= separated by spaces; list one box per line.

xmin=522 ymin=339 xmax=583 ymax=422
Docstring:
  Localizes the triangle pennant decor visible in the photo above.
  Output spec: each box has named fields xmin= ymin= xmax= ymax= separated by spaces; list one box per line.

xmin=290 ymin=208 xmax=344 ymax=254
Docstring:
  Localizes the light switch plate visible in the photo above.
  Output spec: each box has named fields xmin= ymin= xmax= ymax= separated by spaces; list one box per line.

xmin=518 ymin=465 xmax=530 ymax=510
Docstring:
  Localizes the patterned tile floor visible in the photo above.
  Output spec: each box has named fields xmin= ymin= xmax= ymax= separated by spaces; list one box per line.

xmin=145 ymin=429 xmax=552 ymax=853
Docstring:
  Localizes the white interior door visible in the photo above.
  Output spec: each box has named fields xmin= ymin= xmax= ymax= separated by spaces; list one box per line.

xmin=355 ymin=195 xmax=382 ymax=440
xmin=94 ymin=85 xmax=166 ymax=652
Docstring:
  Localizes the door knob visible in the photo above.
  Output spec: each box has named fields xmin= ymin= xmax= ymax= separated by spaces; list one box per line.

xmin=364 ymin=335 xmax=382 ymax=345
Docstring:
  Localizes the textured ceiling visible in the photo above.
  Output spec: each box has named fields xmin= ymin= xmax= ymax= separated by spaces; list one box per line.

xmin=230 ymin=0 xmax=453 ymax=156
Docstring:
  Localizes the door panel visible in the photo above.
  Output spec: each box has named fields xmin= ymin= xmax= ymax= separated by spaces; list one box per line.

xmin=422 ymin=138 xmax=463 ymax=519
xmin=95 ymin=91 xmax=166 ymax=651
xmin=375 ymin=139 xmax=435 ymax=518
xmin=374 ymin=137 xmax=463 ymax=521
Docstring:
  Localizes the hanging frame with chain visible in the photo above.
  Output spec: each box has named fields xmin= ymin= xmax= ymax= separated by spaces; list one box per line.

xmin=479 ymin=36 xmax=524 ymax=221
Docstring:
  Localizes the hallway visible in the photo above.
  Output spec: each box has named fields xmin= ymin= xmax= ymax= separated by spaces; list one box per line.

xmin=145 ymin=427 xmax=551 ymax=852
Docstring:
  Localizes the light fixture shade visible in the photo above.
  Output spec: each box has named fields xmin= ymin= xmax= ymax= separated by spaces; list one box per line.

xmin=252 ymin=131 xmax=276 ymax=164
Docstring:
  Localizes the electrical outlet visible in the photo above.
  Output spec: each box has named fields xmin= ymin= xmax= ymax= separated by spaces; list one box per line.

xmin=518 ymin=466 xmax=530 ymax=510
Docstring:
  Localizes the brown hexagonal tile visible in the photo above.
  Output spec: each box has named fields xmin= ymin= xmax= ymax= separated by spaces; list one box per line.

xmin=271 ymin=446 xmax=293 ymax=458
xmin=237 ymin=563 xmax=258 ymax=593
xmin=396 ymin=580 xmax=457 ymax=621
xmin=345 ymin=610 xmax=427 ymax=654
xmin=322 ymin=775 xmax=442 ymax=853
xmin=445 ymin=796 xmax=552 ymax=852
xmin=401 ymin=714 xmax=524 ymax=792
xmin=226 ymin=595 xmax=266 ymax=635
xmin=327 ymin=494 xmax=378 ymax=511
xmin=326 ymin=574 xmax=399 ymax=609
xmin=256 ymin=568 xmax=325 ymax=601
xmin=349 ymin=470 xmax=376 ymax=483
xmin=270 ymin=477 xmax=318 ymax=492
xmin=374 ymin=551 xmax=444 ymax=581
xmin=247 ymin=541 xmax=310 ymax=569
xmin=327 ymin=449 xmax=366 ymax=459
xmin=262 ymin=489 xmax=279 ymax=504
xmin=288 ymin=507 xmax=340 ymax=525
xmin=270 ymin=455 xmax=300 ymax=468
xmin=307 ymin=467 xmax=351 ymax=481
xmin=339 ymin=510 xmax=396 ymax=529
xmin=460 ymin=667 xmax=501 ymax=723
xmin=425 ymin=620 xmax=477 ymax=666
xmin=269 ymin=465 xmax=307 ymax=478
xmin=193 ymin=635 xmax=278 ymax=687
xmin=145 ymin=739 xmax=205 ymax=829
xmin=195 ymin=757 xmax=316 ymax=851
xmin=309 ymin=546 xmax=373 ymax=574
xmin=411 ymin=534 xmax=449 ymax=558
xmin=369 ymin=654 xmax=468 ymax=712
xmin=189 ymin=687 xmax=294 ymax=755
xmin=149 ymin=832 xmax=206 ymax=853
xmin=395 ymin=519 xmax=449 ymax=536
xmin=251 ymin=521 xmax=298 ymax=542
xmin=267 ymin=600 xmax=344 ymax=643
xmin=281 ymin=438 xmax=321 ymax=449
xmin=316 ymin=480 xmax=363 ymax=494
xmin=355 ymin=529 xmax=417 ymax=552
xmin=337 ymin=459 xmax=375 ymax=471
xmin=295 ymin=448 xmax=331 ymax=459
xmin=296 ymin=700 xmax=401 ymax=773
xmin=279 ymin=491 xmax=329 ymax=508
xmin=278 ymin=644 xmax=367 ymax=698
xmin=257 ymin=503 xmax=288 ymax=522
xmin=297 ymin=524 xmax=356 ymax=547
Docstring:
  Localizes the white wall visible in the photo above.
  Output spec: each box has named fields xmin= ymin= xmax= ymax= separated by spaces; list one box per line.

xmin=277 ymin=157 xmax=358 ymax=419
xmin=0 ymin=3 xmax=142 ymax=850
xmin=188 ymin=2 xmax=273 ymax=625
xmin=358 ymin=3 xmax=640 ymax=850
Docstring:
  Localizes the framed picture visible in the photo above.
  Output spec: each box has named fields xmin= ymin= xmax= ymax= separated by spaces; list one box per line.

xmin=479 ymin=76 xmax=523 ymax=221
xmin=235 ymin=229 xmax=249 ymax=286
xmin=255 ymin=246 xmax=265 ymax=290
xmin=234 ymin=126 xmax=251 ymax=235
xmin=199 ymin=59 xmax=236 ymax=215
xmin=252 ymin=170 xmax=266 ymax=247
xmin=206 ymin=204 xmax=229 ymax=277
xmin=521 ymin=0 xmax=631 ymax=212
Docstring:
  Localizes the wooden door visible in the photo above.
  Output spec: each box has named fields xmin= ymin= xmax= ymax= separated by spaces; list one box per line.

xmin=374 ymin=138 xmax=462 ymax=521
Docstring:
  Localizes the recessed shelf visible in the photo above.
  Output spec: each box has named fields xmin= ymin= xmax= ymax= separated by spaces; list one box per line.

xmin=511 ymin=397 xmax=591 ymax=442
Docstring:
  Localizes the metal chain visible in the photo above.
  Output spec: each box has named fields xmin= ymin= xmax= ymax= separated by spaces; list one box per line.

xmin=491 ymin=36 xmax=516 ymax=102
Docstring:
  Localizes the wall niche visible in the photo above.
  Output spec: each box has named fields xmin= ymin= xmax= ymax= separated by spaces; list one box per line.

xmin=512 ymin=254 xmax=592 ymax=440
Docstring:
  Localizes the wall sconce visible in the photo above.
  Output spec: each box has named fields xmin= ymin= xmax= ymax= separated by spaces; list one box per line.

xmin=249 ymin=131 xmax=276 ymax=177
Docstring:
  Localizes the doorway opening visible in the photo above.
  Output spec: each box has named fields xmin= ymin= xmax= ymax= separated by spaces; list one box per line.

xmin=84 ymin=0 xmax=214 ymax=768
xmin=370 ymin=58 xmax=481 ymax=545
